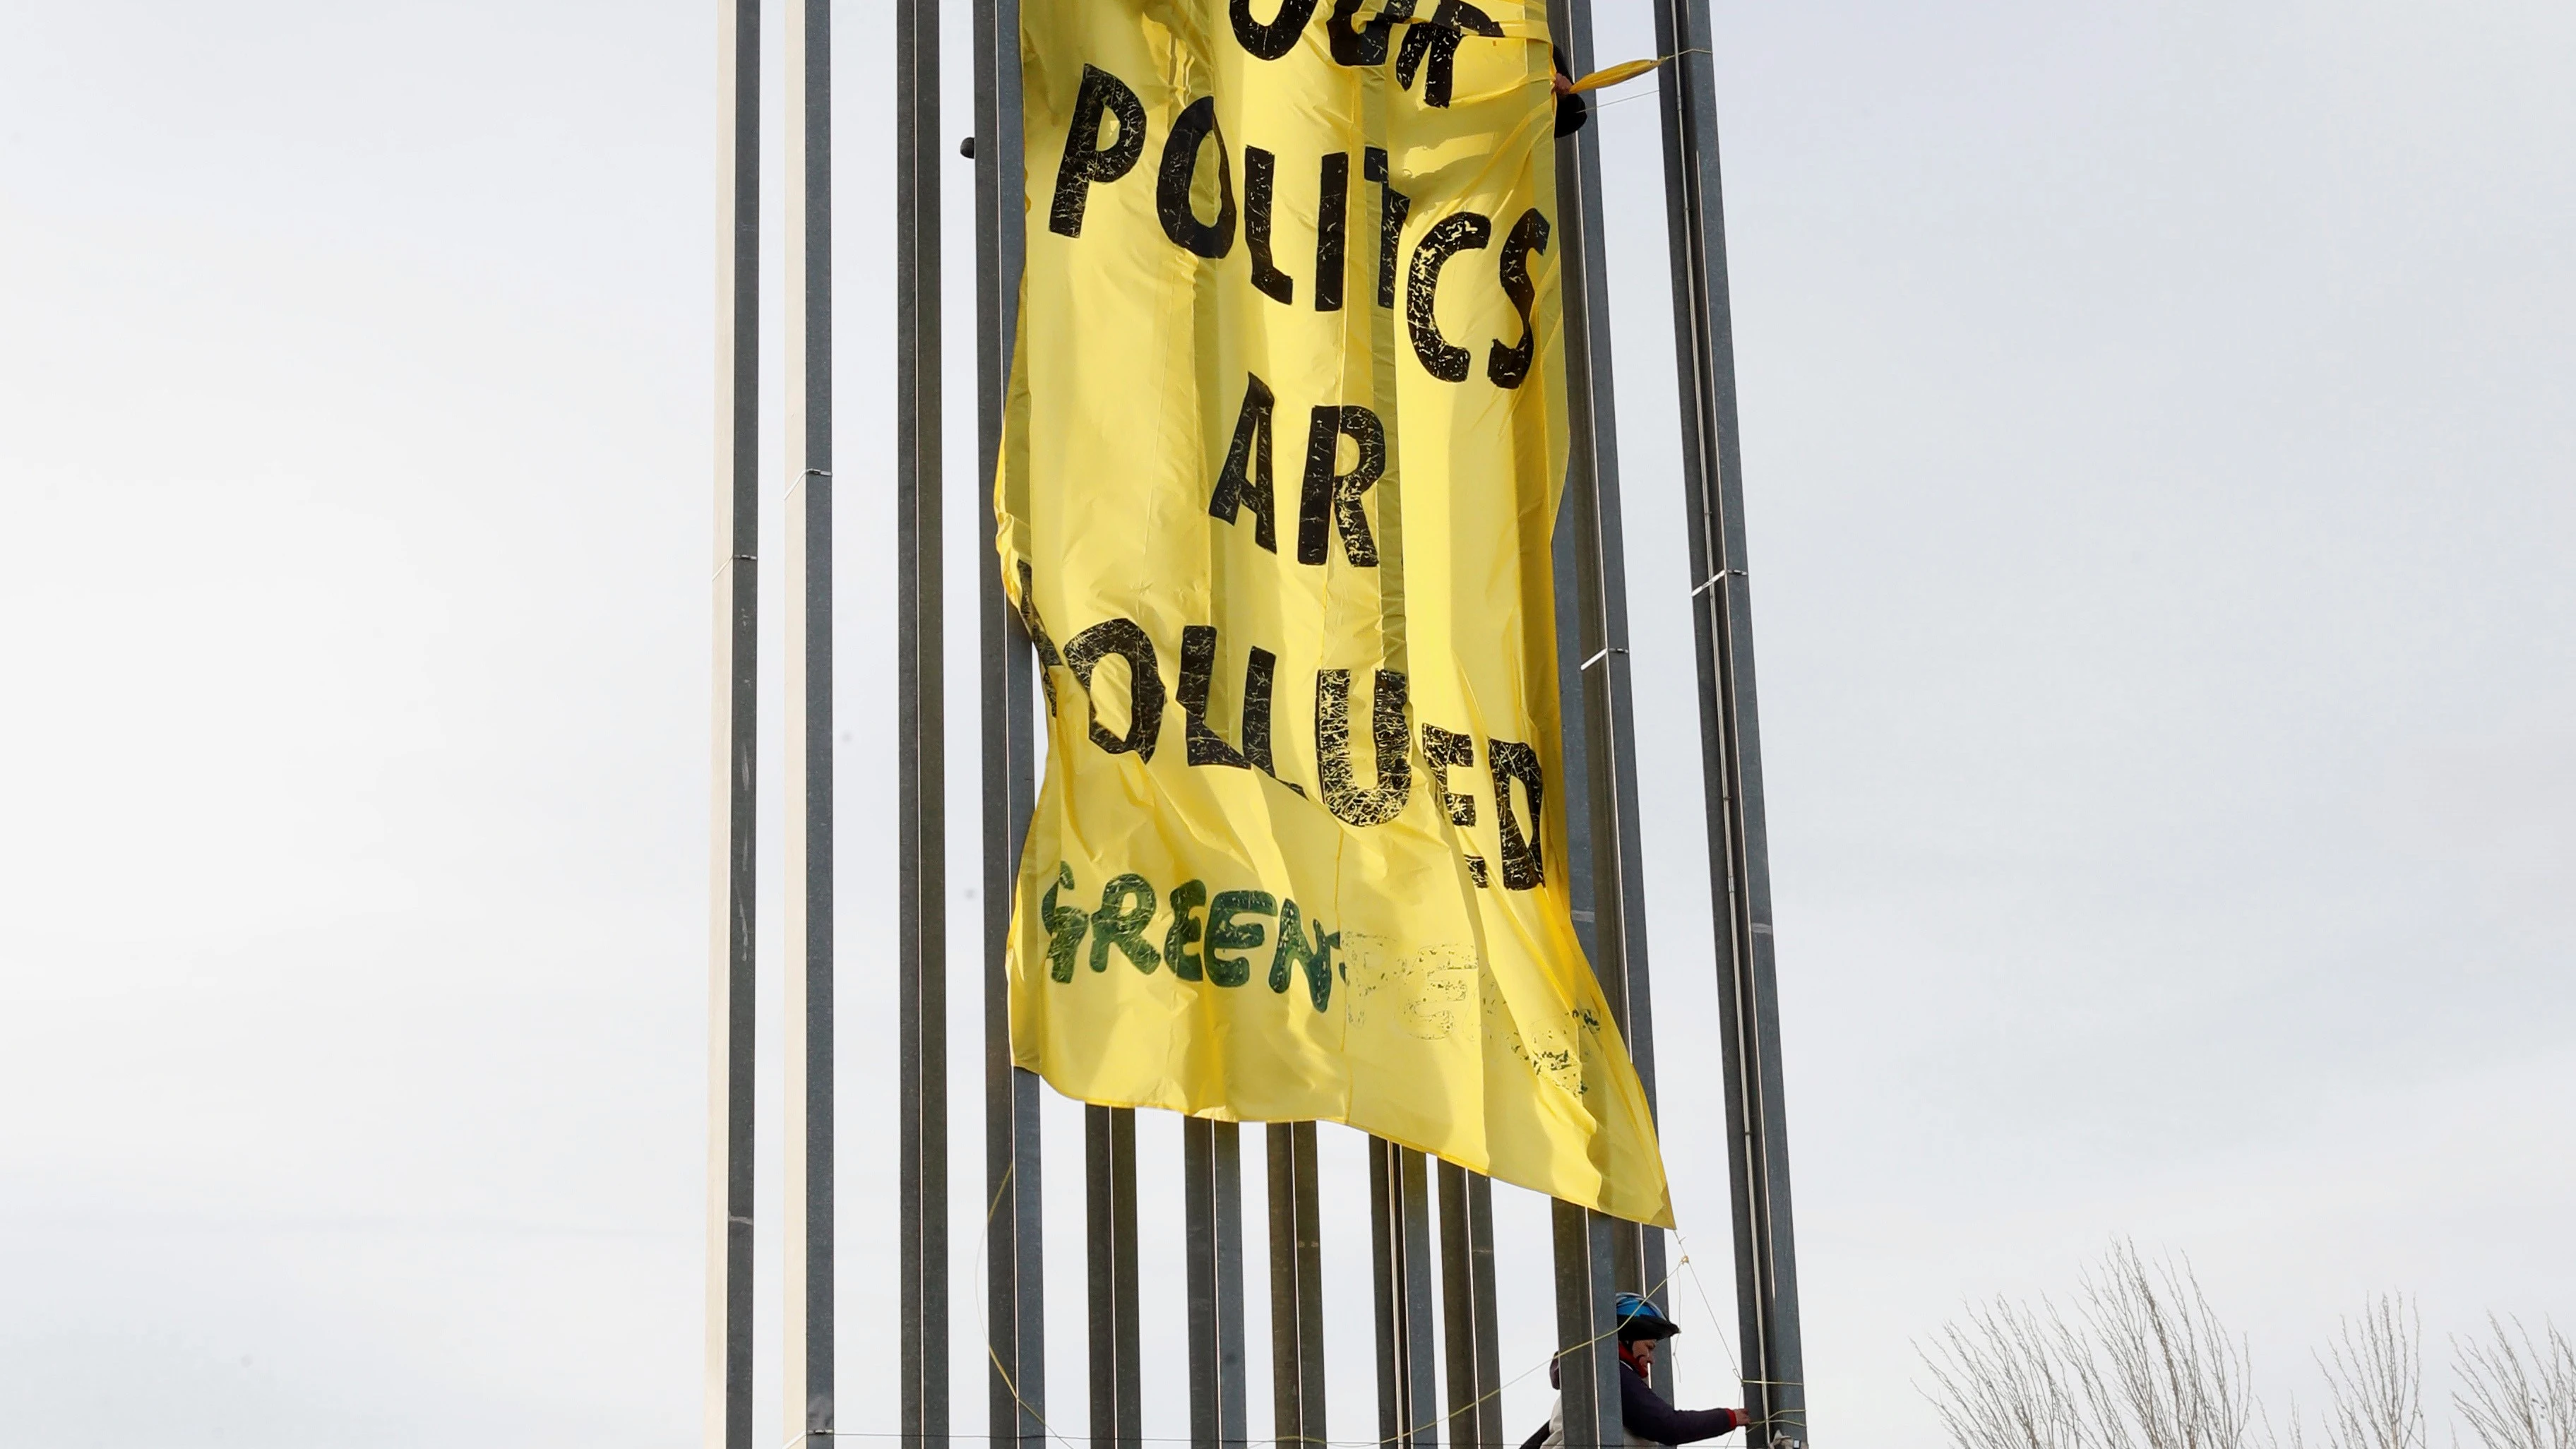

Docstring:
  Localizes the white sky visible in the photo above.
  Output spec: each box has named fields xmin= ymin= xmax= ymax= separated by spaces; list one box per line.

xmin=2 ymin=1 xmax=2570 ymax=1446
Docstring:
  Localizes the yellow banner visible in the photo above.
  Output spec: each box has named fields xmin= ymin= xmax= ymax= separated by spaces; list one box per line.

xmin=997 ymin=0 xmax=1670 ymax=1225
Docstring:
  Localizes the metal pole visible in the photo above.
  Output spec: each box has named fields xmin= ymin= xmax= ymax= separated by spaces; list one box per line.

xmin=1265 ymin=1122 xmax=1328 ymax=1449
xmin=1088 ymin=1107 xmax=1143 ymax=1449
xmin=1546 ymin=0 xmax=1676 ymax=1400
xmin=973 ymin=0 xmax=1046 ymax=1438
xmin=703 ymin=0 xmax=758 ymax=1442
xmin=1369 ymin=1140 xmax=1440 ymax=1449
xmin=783 ymin=0 xmax=835 ymax=1438
xmin=896 ymin=0 xmax=948 ymax=1433
xmin=1647 ymin=0 xmax=1806 ymax=1441
xmin=1435 ymin=1164 xmax=1503 ymax=1449
xmin=1549 ymin=1204 xmax=1620 ymax=1449
xmin=1186 ymin=1120 xmax=1251 ymax=1449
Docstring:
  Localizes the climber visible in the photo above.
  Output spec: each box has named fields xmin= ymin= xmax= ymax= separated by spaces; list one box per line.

xmin=1521 ymin=1292 xmax=1753 ymax=1448
xmin=1551 ymin=48 xmax=1590 ymax=136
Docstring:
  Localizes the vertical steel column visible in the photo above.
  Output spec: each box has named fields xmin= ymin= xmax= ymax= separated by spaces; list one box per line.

xmin=703 ymin=1 xmax=759 ymax=1444
xmin=1548 ymin=0 xmax=1678 ymax=1414
xmin=1550 ymin=1203 xmax=1620 ymax=1449
xmin=1265 ymin=1122 xmax=1328 ymax=1449
xmin=1435 ymin=1164 xmax=1503 ymax=1449
xmin=1186 ymin=1119 xmax=1251 ymax=1449
xmin=1368 ymin=1140 xmax=1440 ymax=1449
xmin=973 ymin=0 xmax=1046 ymax=1438
xmin=895 ymin=0 xmax=948 ymax=1434
xmin=1087 ymin=1107 xmax=1143 ymax=1449
xmin=783 ymin=0 xmax=835 ymax=1440
xmin=1648 ymin=0 xmax=1806 ymax=1441
xmin=1546 ymin=0 xmax=1676 ymax=1400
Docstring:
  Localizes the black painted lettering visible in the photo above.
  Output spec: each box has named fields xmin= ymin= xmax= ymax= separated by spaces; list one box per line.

xmin=1314 ymin=152 xmax=1348 ymax=312
xmin=1179 ymin=625 xmax=1251 ymax=768
xmin=1245 ymin=148 xmax=1294 ymax=304
xmin=1230 ymin=0 xmax=1321 ymax=58
xmin=1407 ymin=211 xmax=1492 ymax=382
xmin=1157 ymin=97 xmax=1237 ymax=258
xmin=1316 ymin=668 xmax=1411 ymax=825
xmin=1327 ymin=0 xmax=1414 ymax=66
xmin=1488 ymin=737 xmax=1544 ymax=889
xmin=1488 ymin=208 xmax=1549 ymax=388
xmin=1421 ymin=724 xmax=1476 ymax=825
xmin=1208 ymin=373 xmax=1278 ymax=551
xmin=1050 ymin=65 xmax=1148 ymax=238
xmin=1062 ymin=617 xmax=1166 ymax=761
xmin=1296 ymin=405 xmax=1385 ymax=566
xmin=1012 ymin=559 xmax=1065 ymax=713
xmin=1421 ymin=723 xmax=1486 ymax=882
xmin=1365 ymin=147 xmax=1409 ymax=309
xmin=1240 ymin=645 xmax=1305 ymax=796
xmin=1393 ymin=0 xmax=1501 ymax=108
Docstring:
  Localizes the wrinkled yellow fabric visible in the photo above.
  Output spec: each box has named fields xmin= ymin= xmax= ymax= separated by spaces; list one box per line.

xmin=997 ymin=0 xmax=1671 ymax=1225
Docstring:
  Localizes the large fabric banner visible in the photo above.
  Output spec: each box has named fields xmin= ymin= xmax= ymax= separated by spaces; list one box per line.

xmin=996 ymin=0 xmax=1671 ymax=1224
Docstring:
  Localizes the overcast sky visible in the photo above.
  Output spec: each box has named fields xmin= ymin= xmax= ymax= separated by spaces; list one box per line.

xmin=2 ymin=1 xmax=2570 ymax=1445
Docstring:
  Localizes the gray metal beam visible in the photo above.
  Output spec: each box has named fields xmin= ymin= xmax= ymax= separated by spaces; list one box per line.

xmin=973 ymin=0 xmax=1046 ymax=1440
xmin=1265 ymin=1123 xmax=1328 ymax=1449
xmin=1435 ymin=1164 xmax=1503 ymax=1449
xmin=1647 ymin=0 xmax=1807 ymax=1440
xmin=1369 ymin=1140 xmax=1439 ymax=1449
xmin=1550 ymin=1204 xmax=1621 ymax=1449
xmin=1548 ymin=0 xmax=1680 ymax=1410
xmin=895 ymin=0 xmax=948 ymax=1433
xmin=703 ymin=0 xmax=758 ymax=1443
xmin=1546 ymin=0 xmax=1676 ymax=1400
xmin=1088 ymin=1107 xmax=1143 ymax=1449
xmin=783 ymin=0 xmax=835 ymax=1439
xmin=1186 ymin=1120 xmax=1251 ymax=1449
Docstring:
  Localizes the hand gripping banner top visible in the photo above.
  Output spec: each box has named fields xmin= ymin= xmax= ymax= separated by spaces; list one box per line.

xmin=996 ymin=0 xmax=1671 ymax=1225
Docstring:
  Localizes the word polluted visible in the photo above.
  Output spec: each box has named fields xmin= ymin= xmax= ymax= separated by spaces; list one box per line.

xmin=1012 ymin=563 xmax=1549 ymax=893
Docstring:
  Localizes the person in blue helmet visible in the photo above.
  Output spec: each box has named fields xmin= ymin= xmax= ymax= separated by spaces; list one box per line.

xmin=1521 ymin=1292 xmax=1753 ymax=1449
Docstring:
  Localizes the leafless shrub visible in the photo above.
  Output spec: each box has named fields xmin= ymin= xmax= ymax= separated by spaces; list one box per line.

xmin=1918 ymin=1241 xmax=2258 ymax=1449
xmin=2077 ymin=1241 xmax=2260 ymax=1449
xmin=2452 ymin=1316 xmax=2576 ymax=1449
xmin=2314 ymin=1294 xmax=2424 ymax=1449
xmin=1921 ymin=1294 xmax=2102 ymax=1449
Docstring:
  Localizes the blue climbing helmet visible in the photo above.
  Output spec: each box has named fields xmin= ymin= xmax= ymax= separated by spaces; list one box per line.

xmin=1613 ymin=1292 xmax=1681 ymax=1343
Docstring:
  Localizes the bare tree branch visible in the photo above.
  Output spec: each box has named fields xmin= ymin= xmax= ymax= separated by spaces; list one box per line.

xmin=2079 ymin=1240 xmax=2258 ymax=1449
xmin=1916 ymin=1241 xmax=2259 ymax=1449
xmin=2317 ymin=1294 xmax=2425 ymax=1449
xmin=2453 ymin=1316 xmax=2576 ymax=1449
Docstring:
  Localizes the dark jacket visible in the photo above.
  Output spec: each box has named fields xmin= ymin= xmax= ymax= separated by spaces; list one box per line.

xmin=1522 ymin=1359 xmax=1748 ymax=1448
